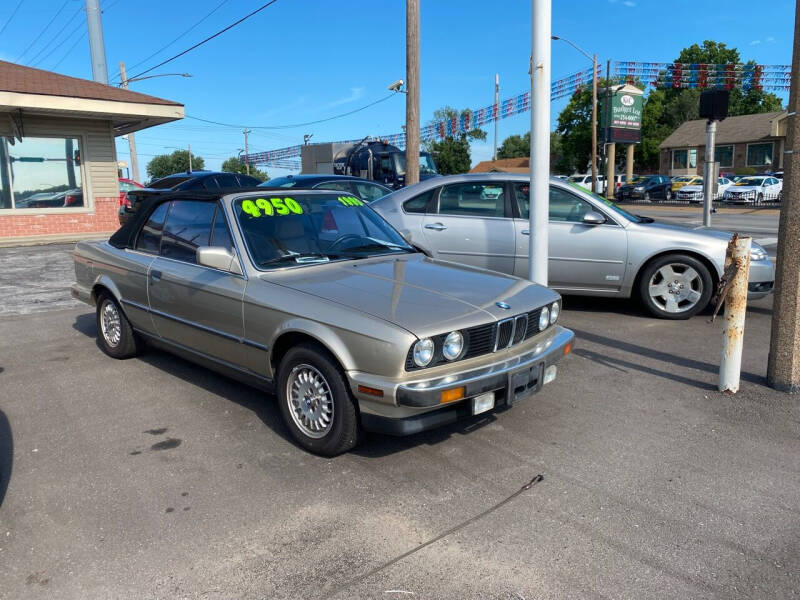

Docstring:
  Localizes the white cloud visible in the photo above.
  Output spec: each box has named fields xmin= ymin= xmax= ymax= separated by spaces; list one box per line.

xmin=324 ymin=87 xmax=365 ymax=109
xmin=749 ymin=39 xmax=762 ymax=46
xmin=622 ymin=0 xmax=636 ymax=6
xmin=766 ymin=36 xmax=775 ymax=43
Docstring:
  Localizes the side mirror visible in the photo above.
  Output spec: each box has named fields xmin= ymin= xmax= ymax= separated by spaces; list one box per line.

xmin=196 ymin=246 xmax=243 ymax=275
xmin=582 ymin=211 xmax=606 ymax=225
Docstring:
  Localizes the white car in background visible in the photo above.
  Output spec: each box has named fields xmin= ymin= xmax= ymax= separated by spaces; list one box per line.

xmin=567 ymin=173 xmax=604 ymax=191
xmin=722 ymin=176 xmax=783 ymax=204
xmin=675 ymin=177 xmax=733 ymax=203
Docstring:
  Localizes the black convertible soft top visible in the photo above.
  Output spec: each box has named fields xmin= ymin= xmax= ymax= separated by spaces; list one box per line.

xmin=109 ymin=188 xmax=262 ymax=249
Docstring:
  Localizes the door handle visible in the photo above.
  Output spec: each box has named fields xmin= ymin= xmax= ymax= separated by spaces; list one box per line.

xmin=521 ymin=229 xmax=530 ymax=235
xmin=150 ymin=269 xmax=162 ymax=282
xmin=424 ymin=223 xmax=447 ymax=231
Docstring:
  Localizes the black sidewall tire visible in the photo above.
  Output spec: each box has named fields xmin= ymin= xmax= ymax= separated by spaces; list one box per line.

xmin=96 ymin=293 xmax=141 ymax=359
xmin=277 ymin=343 xmax=362 ymax=456
xmin=644 ymin=191 xmax=650 ymax=201
xmin=638 ymin=254 xmax=713 ymax=320
xmin=665 ymin=189 xmax=671 ymax=201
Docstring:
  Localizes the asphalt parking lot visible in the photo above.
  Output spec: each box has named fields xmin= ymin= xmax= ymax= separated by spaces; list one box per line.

xmin=0 ymin=244 xmax=798 ymax=599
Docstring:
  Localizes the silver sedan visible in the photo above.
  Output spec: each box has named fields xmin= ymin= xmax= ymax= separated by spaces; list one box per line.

xmin=370 ymin=173 xmax=775 ymax=319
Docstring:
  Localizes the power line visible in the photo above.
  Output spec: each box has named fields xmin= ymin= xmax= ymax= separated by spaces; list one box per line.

xmin=111 ymin=0 xmax=230 ymax=82
xmin=186 ymin=93 xmax=398 ymax=130
xmin=15 ymin=0 xmax=70 ymax=63
xmin=47 ymin=0 xmax=121 ymax=71
xmin=30 ymin=18 xmax=85 ymax=69
xmin=26 ymin=4 xmax=83 ymax=67
xmin=126 ymin=0 xmax=280 ymax=82
xmin=0 ymin=0 xmax=25 ymax=37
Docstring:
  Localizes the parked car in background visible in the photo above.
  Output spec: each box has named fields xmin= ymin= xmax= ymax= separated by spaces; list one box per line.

xmin=567 ymin=173 xmax=603 ymax=191
xmin=73 ymin=189 xmax=573 ymax=455
xmin=671 ymin=175 xmax=703 ymax=193
xmin=722 ymin=175 xmax=783 ymax=203
xmin=119 ymin=170 xmax=262 ymax=225
xmin=370 ymin=173 xmax=774 ymax=320
xmin=675 ymin=177 xmax=733 ymax=203
xmin=616 ymin=175 xmax=672 ymax=201
xmin=118 ymin=178 xmax=143 ymax=207
xmin=259 ymin=174 xmax=392 ymax=202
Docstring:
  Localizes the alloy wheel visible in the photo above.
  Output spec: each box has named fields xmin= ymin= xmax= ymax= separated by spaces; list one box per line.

xmin=286 ymin=364 xmax=334 ymax=439
xmin=648 ymin=263 xmax=704 ymax=314
xmin=100 ymin=299 xmax=122 ymax=347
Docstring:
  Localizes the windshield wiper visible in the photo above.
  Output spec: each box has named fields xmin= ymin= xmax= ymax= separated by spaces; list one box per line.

xmin=340 ymin=242 xmax=415 ymax=255
xmin=258 ymin=252 xmax=340 ymax=267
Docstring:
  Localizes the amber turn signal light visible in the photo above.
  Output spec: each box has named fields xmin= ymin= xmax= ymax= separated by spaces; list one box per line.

xmin=358 ymin=385 xmax=384 ymax=398
xmin=440 ymin=386 xmax=466 ymax=404
xmin=563 ymin=342 xmax=572 ymax=356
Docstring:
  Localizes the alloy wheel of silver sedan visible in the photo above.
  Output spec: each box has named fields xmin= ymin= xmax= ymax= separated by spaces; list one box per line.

xmin=100 ymin=299 xmax=122 ymax=347
xmin=647 ymin=263 xmax=704 ymax=314
xmin=286 ymin=364 xmax=334 ymax=438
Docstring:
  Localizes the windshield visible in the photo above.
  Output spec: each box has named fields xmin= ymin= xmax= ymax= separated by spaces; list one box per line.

xmin=234 ymin=193 xmax=415 ymax=269
xmin=736 ymin=177 xmax=764 ymax=186
xmin=260 ymin=176 xmax=298 ymax=188
xmin=566 ymin=183 xmax=642 ymax=223
xmin=673 ymin=176 xmax=693 ymax=183
xmin=567 ymin=176 xmax=586 ymax=183
xmin=393 ymin=152 xmax=437 ymax=175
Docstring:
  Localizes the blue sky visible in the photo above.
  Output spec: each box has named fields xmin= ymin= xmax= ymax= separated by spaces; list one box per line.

xmin=0 ymin=0 xmax=794 ymax=179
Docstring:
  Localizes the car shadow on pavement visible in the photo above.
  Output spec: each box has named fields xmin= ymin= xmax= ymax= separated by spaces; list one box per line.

xmin=71 ymin=313 xmax=293 ymax=447
xmin=570 ymin=327 xmax=765 ymax=385
xmin=0 ymin=409 xmax=12 ymax=508
xmin=561 ymin=295 xmax=648 ymax=317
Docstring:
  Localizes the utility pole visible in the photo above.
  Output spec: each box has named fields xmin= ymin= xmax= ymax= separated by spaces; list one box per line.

xmin=405 ymin=0 xmax=420 ymax=186
xmin=243 ymin=129 xmax=251 ymax=175
xmin=493 ymin=73 xmax=499 ymax=160
xmin=604 ymin=60 xmax=615 ymax=199
xmin=590 ymin=53 xmax=598 ymax=194
xmin=528 ymin=0 xmax=551 ymax=285
xmin=118 ymin=62 xmax=140 ymax=183
xmin=767 ymin=0 xmax=800 ymax=392
xmin=85 ymin=0 xmax=108 ymax=84
xmin=188 ymin=143 xmax=192 ymax=173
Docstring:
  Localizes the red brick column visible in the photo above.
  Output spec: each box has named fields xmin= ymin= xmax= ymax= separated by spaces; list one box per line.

xmin=0 ymin=197 xmax=119 ymax=240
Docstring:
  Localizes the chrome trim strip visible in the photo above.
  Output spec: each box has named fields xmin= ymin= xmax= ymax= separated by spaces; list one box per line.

xmin=120 ymin=299 xmax=268 ymax=351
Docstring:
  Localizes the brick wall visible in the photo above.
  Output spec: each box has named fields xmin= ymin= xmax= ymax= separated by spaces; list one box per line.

xmin=0 ymin=197 xmax=118 ymax=240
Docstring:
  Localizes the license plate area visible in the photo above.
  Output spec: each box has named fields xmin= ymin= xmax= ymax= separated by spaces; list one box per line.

xmin=506 ymin=363 xmax=542 ymax=406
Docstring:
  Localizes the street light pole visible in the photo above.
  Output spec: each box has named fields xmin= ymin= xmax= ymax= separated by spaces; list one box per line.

xmin=243 ymin=129 xmax=251 ymax=175
xmin=493 ymin=73 xmax=499 ymax=161
xmin=552 ymin=35 xmax=597 ymax=193
xmin=118 ymin=62 xmax=140 ymax=183
xmin=85 ymin=0 xmax=108 ymax=84
xmin=529 ymin=0 xmax=551 ymax=285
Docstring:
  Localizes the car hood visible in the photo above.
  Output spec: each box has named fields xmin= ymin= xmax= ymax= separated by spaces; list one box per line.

xmin=678 ymin=185 xmax=703 ymax=192
xmin=635 ymin=219 xmax=733 ymax=243
xmin=727 ymin=186 xmax=761 ymax=193
xmin=264 ymin=254 xmax=557 ymax=338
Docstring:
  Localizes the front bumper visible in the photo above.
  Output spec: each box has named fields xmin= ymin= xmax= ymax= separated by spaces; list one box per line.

xmin=748 ymin=258 xmax=775 ymax=300
xmin=355 ymin=325 xmax=575 ymax=436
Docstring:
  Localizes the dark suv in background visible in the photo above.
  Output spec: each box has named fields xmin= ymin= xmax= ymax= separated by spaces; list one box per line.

xmin=119 ymin=170 xmax=262 ymax=225
xmin=616 ymin=175 xmax=673 ymax=201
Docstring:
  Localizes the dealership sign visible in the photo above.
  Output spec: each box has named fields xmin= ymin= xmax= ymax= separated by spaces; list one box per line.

xmin=600 ymin=85 xmax=643 ymax=143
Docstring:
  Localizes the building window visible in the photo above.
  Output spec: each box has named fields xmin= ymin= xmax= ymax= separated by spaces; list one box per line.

xmin=0 ymin=136 xmax=84 ymax=210
xmin=688 ymin=149 xmax=697 ymax=168
xmin=672 ymin=149 xmax=687 ymax=169
xmin=746 ymin=142 xmax=774 ymax=167
xmin=716 ymin=145 xmax=734 ymax=168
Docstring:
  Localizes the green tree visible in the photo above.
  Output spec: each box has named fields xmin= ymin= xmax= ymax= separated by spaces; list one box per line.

xmin=423 ymin=106 xmax=487 ymax=174
xmin=221 ymin=156 xmax=269 ymax=182
xmin=497 ymin=132 xmax=530 ymax=158
xmin=554 ymin=40 xmax=784 ymax=173
xmin=636 ymin=40 xmax=783 ymax=170
xmin=146 ymin=150 xmax=205 ymax=181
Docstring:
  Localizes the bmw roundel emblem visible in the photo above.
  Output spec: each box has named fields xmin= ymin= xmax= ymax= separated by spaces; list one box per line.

xmin=496 ymin=301 xmax=511 ymax=310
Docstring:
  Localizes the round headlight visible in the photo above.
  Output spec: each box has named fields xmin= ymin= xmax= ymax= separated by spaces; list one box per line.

xmin=550 ymin=301 xmax=560 ymax=324
xmin=413 ymin=338 xmax=434 ymax=367
xmin=538 ymin=306 xmax=550 ymax=331
xmin=442 ymin=331 xmax=464 ymax=361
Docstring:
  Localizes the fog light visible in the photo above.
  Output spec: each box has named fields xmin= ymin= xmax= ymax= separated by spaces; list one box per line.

xmin=543 ymin=365 xmax=557 ymax=385
xmin=472 ymin=392 xmax=495 ymax=415
xmin=440 ymin=386 xmax=465 ymax=404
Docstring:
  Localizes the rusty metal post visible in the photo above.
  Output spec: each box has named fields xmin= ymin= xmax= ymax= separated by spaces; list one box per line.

xmin=719 ymin=234 xmax=752 ymax=393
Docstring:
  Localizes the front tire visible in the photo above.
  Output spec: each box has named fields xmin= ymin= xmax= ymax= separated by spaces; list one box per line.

xmin=96 ymin=293 xmax=142 ymax=358
xmin=644 ymin=191 xmax=651 ymax=201
xmin=638 ymin=254 xmax=713 ymax=320
xmin=277 ymin=343 xmax=362 ymax=456
xmin=665 ymin=189 xmax=672 ymax=201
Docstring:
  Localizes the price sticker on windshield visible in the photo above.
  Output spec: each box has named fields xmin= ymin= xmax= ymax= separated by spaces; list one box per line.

xmin=337 ymin=196 xmax=364 ymax=206
xmin=241 ymin=197 xmax=304 ymax=217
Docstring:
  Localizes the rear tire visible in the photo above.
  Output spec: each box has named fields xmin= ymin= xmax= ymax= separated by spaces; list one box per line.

xmin=96 ymin=293 xmax=142 ymax=358
xmin=638 ymin=254 xmax=713 ymax=320
xmin=277 ymin=343 xmax=362 ymax=456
